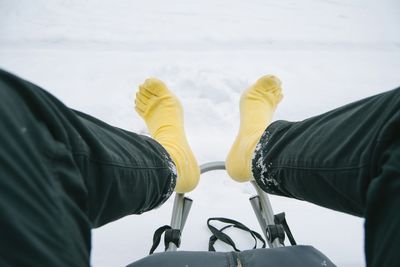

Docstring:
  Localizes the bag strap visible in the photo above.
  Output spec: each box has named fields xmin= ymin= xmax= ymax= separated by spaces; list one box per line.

xmin=149 ymin=225 xmax=182 ymax=254
xmin=150 ymin=214 xmax=295 ymax=254
xmin=207 ymin=217 xmax=266 ymax=252
xmin=274 ymin=212 xmax=297 ymax=245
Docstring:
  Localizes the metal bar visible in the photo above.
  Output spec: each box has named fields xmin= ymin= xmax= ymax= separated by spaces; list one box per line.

xmin=170 ymin=193 xmax=184 ymax=229
xmin=200 ymin=161 xmax=226 ymax=174
xmin=249 ymin=196 xmax=270 ymax=246
xmin=167 ymin=193 xmax=185 ymax=251
xmin=251 ymin=181 xmax=282 ymax=247
xmin=251 ymin=181 xmax=275 ymax=224
xmin=166 ymin=162 xmax=225 ymax=251
xmin=180 ymin=197 xmax=193 ymax=230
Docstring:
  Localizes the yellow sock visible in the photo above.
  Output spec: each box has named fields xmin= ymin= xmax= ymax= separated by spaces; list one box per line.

xmin=135 ymin=78 xmax=200 ymax=193
xmin=226 ymin=75 xmax=283 ymax=182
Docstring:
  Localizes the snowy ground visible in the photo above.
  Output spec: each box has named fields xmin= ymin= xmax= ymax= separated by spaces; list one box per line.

xmin=1 ymin=0 xmax=400 ymax=266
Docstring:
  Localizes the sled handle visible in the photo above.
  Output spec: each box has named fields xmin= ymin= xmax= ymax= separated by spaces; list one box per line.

xmin=167 ymin=161 xmax=281 ymax=251
xmin=200 ymin=161 xmax=226 ymax=173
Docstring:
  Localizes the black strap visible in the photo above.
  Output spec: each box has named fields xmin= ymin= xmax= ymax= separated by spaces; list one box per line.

xmin=149 ymin=225 xmax=171 ymax=254
xmin=149 ymin=225 xmax=181 ymax=254
xmin=266 ymin=224 xmax=285 ymax=245
xmin=150 ymin=214 xmax=296 ymax=254
xmin=207 ymin=217 xmax=266 ymax=252
xmin=164 ymin=228 xmax=181 ymax=249
xmin=274 ymin=212 xmax=297 ymax=245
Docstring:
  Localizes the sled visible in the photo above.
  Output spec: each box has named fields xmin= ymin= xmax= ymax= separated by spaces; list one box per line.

xmin=127 ymin=161 xmax=336 ymax=267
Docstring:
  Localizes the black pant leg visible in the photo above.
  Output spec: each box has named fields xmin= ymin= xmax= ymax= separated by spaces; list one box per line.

xmin=0 ymin=69 xmax=176 ymax=266
xmin=364 ymin=138 xmax=400 ymax=266
xmin=0 ymin=77 xmax=90 ymax=266
xmin=252 ymin=87 xmax=400 ymax=217
xmin=0 ymin=69 xmax=177 ymax=227
xmin=70 ymin=110 xmax=177 ymax=227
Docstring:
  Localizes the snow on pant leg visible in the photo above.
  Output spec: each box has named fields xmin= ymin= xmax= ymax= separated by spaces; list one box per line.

xmin=0 ymin=69 xmax=177 ymax=265
xmin=0 ymin=76 xmax=90 ymax=266
xmin=365 ymin=139 xmax=400 ymax=266
xmin=252 ymin=87 xmax=400 ymax=217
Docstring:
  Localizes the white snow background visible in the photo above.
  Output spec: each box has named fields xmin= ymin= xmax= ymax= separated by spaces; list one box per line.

xmin=1 ymin=0 xmax=400 ymax=266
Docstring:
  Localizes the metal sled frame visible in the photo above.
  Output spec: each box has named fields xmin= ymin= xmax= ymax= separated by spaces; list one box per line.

xmin=167 ymin=161 xmax=282 ymax=251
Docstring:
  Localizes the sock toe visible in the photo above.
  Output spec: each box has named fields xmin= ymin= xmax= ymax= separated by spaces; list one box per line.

xmin=142 ymin=78 xmax=169 ymax=96
xmin=256 ymin=75 xmax=281 ymax=90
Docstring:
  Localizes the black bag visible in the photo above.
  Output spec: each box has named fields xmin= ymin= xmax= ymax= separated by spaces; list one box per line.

xmin=127 ymin=246 xmax=335 ymax=267
xmin=127 ymin=216 xmax=336 ymax=267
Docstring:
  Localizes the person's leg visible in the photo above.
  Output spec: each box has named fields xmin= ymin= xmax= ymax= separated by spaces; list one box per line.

xmin=226 ymin=74 xmax=399 ymax=215
xmin=0 ymin=69 xmax=193 ymax=265
xmin=0 ymin=69 xmax=179 ymax=226
xmin=249 ymin=86 xmax=400 ymax=216
xmin=226 ymin=75 xmax=400 ymax=265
